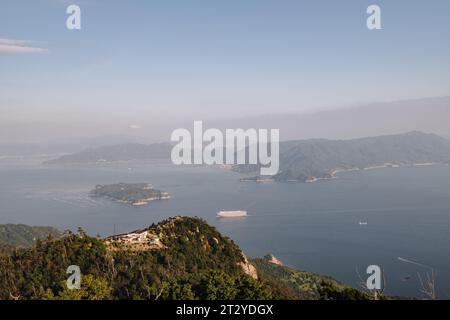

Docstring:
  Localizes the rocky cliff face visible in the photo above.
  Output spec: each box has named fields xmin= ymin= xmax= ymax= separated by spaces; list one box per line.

xmin=239 ymin=254 xmax=258 ymax=280
xmin=264 ymin=253 xmax=283 ymax=266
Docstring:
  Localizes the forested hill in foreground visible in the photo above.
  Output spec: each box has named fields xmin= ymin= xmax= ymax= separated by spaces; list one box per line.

xmin=236 ymin=131 xmax=450 ymax=182
xmin=0 ymin=217 xmax=370 ymax=300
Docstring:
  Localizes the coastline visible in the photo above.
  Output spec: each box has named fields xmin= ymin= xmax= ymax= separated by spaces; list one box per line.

xmin=240 ymin=161 xmax=449 ymax=184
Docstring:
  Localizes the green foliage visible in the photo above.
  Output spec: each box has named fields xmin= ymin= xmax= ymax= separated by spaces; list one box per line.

xmin=196 ymin=270 xmax=272 ymax=300
xmin=159 ymin=279 xmax=196 ymax=300
xmin=317 ymin=279 xmax=369 ymax=300
xmin=252 ymin=258 xmax=370 ymax=300
xmin=198 ymin=270 xmax=239 ymax=299
xmin=0 ymin=229 xmax=110 ymax=300
xmin=42 ymin=275 xmax=112 ymax=300
xmin=0 ymin=217 xmax=273 ymax=300
xmin=235 ymin=275 xmax=272 ymax=300
xmin=0 ymin=224 xmax=60 ymax=248
xmin=0 ymin=217 xmax=368 ymax=300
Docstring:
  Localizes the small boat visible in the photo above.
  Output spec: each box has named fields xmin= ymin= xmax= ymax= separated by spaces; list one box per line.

xmin=217 ymin=210 xmax=248 ymax=218
xmin=359 ymin=221 xmax=368 ymax=225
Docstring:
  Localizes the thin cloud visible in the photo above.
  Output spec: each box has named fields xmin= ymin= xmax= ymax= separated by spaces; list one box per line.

xmin=0 ymin=38 xmax=49 ymax=54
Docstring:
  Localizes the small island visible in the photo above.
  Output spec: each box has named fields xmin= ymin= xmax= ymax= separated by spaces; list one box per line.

xmin=90 ymin=183 xmax=170 ymax=206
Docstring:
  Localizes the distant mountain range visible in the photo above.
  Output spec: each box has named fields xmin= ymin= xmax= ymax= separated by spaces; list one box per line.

xmin=236 ymin=131 xmax=450 ymax=182
xmin=43 ymin=143 xmax=172 ymax=165
xmin=44 ymin=131 xmax=450 ymax=183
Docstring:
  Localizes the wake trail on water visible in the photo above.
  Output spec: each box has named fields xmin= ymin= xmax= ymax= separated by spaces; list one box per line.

xmin=397 ymin=257 xmax=434 ymax=269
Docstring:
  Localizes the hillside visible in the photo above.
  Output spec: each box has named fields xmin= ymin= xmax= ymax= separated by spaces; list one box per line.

xmin=252 ymin=258 xmax=370 ymax=300
xmin=0 ymin=217 xmax=369 ymax=300
xmin=0 ymin=224 xmax=60 ymax=248
xmin=43 ymin=143 xmax=172 ymax=165
xmin=237 ymin=131 xmax=450 ymax=182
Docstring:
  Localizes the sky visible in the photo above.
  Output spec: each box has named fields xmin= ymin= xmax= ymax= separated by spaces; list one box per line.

xmin=1 ymin=0 xmax=450 ymax=144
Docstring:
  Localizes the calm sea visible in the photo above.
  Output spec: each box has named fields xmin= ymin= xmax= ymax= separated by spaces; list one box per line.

xmin=1 ymin=157 xmax=449 ymax=298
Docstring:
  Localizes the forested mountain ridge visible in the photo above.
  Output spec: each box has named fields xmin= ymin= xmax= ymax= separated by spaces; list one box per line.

xmin=237 ymin=131 xmax=450 ymax=182
xmin=0 ymin=224 xmax=60 ymax=248
xmin=0 ymin=217 xmax=370 ymax=300
xmin=44 ymin=132 xmax=450 ymax=184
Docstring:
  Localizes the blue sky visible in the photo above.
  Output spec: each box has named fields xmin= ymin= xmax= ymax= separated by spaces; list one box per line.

xmin=1 ymin=0 xmax=450 ymax=142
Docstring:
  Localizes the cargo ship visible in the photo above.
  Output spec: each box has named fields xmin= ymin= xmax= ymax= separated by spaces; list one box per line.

xmin=217 ymin=210 xmax=248 ymax=218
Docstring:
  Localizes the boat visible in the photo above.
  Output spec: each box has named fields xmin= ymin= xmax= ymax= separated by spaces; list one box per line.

xmin=358 ymin=221 xmax=368 ymax=225
xmin=217 ymin=210 xmax=248 ymax=218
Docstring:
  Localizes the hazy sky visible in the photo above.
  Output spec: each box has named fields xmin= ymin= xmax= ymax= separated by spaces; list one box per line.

xmin=1 ymin=0 xmax=450 ymax=143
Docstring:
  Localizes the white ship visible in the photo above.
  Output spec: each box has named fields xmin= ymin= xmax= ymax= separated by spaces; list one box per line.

xmin=217 ymin=210 xmax=248 ymax=218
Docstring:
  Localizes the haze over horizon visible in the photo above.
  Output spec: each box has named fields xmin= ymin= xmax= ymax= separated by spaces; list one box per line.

xmin=1 ymin=94 xmax=450 ymax=153
xmin=1 ymin=0 xmax=450 ymax=148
